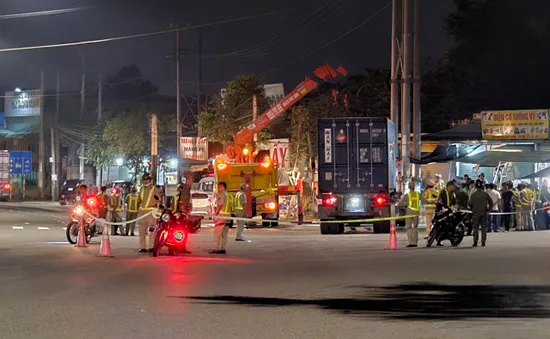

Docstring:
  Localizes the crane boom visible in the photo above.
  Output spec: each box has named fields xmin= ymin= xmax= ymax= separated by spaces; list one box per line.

xmin=232 ymin=64 xmax=347 ymax=148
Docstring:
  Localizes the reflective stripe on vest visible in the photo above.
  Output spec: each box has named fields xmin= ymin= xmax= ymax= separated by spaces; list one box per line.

xmin=423 ymin=189 xmax=438 ymax=208
xmin=407 ymin=192 xmax=421 ymax=211
xmin=235 ymin=192 xmax=244 ymax=210
xmin=127 ymin=194 xmax=139 ymax=212
xmin=140 ymin=187 xmax=155 ymax=211
xmin=109 ymin=195 xmax=121 ymax=211
xmin=221 ymin=192 xmax=233 ymax=215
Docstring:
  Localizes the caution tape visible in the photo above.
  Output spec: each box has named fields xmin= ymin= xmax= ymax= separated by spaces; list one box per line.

xmin=83 ymin=210 xmax=153 ymax=226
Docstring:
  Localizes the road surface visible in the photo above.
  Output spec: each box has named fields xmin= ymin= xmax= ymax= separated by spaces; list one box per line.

xmin=1 ymin=202 xmax=549 ymax=339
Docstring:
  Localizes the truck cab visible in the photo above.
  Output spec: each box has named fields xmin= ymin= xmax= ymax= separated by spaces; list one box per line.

xmin=317 ymin=117 xmax=397 ymax=234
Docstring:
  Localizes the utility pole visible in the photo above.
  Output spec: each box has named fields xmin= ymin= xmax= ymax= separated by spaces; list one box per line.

xmin=151 ymin=114 xmax=158 ymax=183
xmin=401 ymin=0 xmax=412 ymax=186
xmin=79 ymin=69 xmax=86 ymax=180
xmin=251 ymin=95 xmax=258 ymax=164
xmin=51 ymin=71 xmax=60 ymax=201
xmin=166 ymin=24 xmax=183 ymax=183
xmin=412 ymin=0 xmax=421 ymax=179
xmin=38 ymin=71 xmax=45 ymax=199
xmin=390 ymin=0 xmax=400 ymax=147
xmin=96 ymin=72 xmax=103 ymax=187
xmin=197 ymin=27 xmax=203 ymax=137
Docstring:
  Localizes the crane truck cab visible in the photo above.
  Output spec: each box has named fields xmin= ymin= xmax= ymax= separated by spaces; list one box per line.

xmin=213 ymin=156 xmax=279 ymax=227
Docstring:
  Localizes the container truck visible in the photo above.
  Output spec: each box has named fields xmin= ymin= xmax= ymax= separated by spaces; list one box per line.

xmin=317 ymin=117 xmax=397 ymax=234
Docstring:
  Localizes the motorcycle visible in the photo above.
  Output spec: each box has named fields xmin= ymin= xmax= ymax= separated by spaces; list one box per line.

xmin=152 ymin=204 xmax=202 ymax=257
xmin=65 ymin=204 xmax=103 ymax=244
xmin=426 ymin=204 xmax=466 ymax=247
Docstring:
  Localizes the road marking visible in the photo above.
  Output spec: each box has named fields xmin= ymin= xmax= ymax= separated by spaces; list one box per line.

xmin=62 ymin=227 xmax=67 ymax=230
xmin=37 ymin=227 xmax=49 ymax=230
xmin=12 ymin=226 xmax=24 ymax=230
xmin=24 ymin=222 xmax=30 ymax=225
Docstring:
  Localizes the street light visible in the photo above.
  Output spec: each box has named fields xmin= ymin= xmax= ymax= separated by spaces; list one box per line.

xmin=14 ymin=87 xmax=22 ymax=93
xmin=115 ymin=158 xmax=123 ymax=166
xmin=170 ymin=159 xmax=178 ymax=168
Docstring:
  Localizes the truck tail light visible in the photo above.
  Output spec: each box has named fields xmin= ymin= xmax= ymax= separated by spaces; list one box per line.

xmin=2 ymin=183 xmax=10 ymax=190
xmin=374 ymin=194 xmax=386 ymax=207
xmin=322 ymin=194 xmax=337 ymax=207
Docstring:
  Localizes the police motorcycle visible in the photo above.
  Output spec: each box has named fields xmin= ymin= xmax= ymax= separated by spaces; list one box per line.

xmin=151 ymin=196 xmax=202 ymax=257
xmin=426 ymin=202 xmax=466 ymax=247
xmin=65 ymin=195 xmax=104 ymax=244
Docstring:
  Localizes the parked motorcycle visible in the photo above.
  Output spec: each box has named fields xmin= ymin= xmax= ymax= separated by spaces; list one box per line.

xmin=426 ymin=204 xmax=466 ymax=247
xmin=65 ymin=204 xmax=103 ymax=244
xmin=152 ymin=204 xmax=202 ymax=257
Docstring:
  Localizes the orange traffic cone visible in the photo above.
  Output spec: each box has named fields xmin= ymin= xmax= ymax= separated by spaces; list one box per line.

xmin=98 ymin=222 xmax=113 ymax=257
xmin=75 ymin=219 xmax=88 ymax=248
xmin=387 ymin=219 xmax=398 ymax=250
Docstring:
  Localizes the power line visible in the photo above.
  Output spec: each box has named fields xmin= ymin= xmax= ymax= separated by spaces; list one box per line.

xmin=0 ymin=9 xmax=294 ymax=53
xmin=0 ymin=6 xmax=92 ymax=20
xmin=261 ymin=1 xmax=392 ymax=75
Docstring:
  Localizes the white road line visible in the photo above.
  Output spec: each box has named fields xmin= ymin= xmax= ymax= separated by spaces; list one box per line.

xmin=37 ymin=227 xmax=49 ymax=230
xmin=62 ymin=227 xmax=67 ymax=230
xmin=24 ymin=222 xmax=30 ymax=225
xmin=12 ymin=226 xmax=24 ymax=230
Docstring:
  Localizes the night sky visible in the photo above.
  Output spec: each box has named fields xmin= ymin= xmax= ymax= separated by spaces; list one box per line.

xmin=0 ymin=0 xmax=454 ymax=96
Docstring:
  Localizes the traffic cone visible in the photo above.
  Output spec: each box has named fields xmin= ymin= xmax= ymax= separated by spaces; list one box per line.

xmin=388 ymin=219 xmax=398 ymax=250
xmin=98 ymin=222 xmax=113 ymax=257
xmin=75 ymin=219 xmax=88 ymax=248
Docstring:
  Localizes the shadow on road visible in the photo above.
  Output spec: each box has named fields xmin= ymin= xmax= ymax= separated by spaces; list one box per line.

xmin=180 ymin=283 xmax=550 ymax=320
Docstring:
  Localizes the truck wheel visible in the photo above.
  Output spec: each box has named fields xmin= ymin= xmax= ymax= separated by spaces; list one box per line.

xmin=320 ymin=222 xmax=330 ymax=235
xmin=337 ymin=224 xmax=345 ymax=234
xmin=270 ymin=220 xmax=279 ymax=227
xmin=373 ymin=221 xmax=391 ymax=234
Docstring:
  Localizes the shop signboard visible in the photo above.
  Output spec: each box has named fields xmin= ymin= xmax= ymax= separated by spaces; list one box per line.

xmin=481 ymin=109 xmax=549 ymax=140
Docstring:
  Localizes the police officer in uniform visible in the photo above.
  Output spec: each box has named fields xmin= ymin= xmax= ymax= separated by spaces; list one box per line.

xmin=234 ymin=183 xmax=247 ymax=241
xmin=399 ymin=182 xmax=421 ymax=247
xmin=422 ymin=179 xmax=438 ymax=238
xmin=108 ymin=188 xmax=123 ymax=235
xmin=171 ymin=182 xmax=191 ymax=213
xmin=96 ymin=186 xmax=108 ymax=219
xmin=210 ymin=182 xmax=231 ymax=254
xmin=137 ymin=173 xmax=162 ymax=253
xmin=125 ymin=186 xmax=139 ymax=236
xmin=468 ymin=180 xmax=494 ymax=247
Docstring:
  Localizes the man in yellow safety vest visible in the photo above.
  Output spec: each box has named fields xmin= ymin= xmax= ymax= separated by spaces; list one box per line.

xmin=520 ymin=182 xmax=535 ymax=231
xmin=422 ymin=179 xmax=438 ymax=238
xmin=108 ymin=188 xmax=123 ymax=235
xmin=137 ymin=173 xmax=162 ymax=253
xmin=234 ymin=183 xmax=247 ymax=241
xmin=399 ymin=182 xmax=421 ymax=247
xmin=210 ymin=181 xmax=231 ymax=254
xmin=125 ymin=186 xmax=139 ymax=236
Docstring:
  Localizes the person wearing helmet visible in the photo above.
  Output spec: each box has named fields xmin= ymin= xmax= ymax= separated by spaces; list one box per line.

xmin=234 ymin=183 xmax=248 ymax=241
xmin=434 ymin=174 xmax=444 ymax=192
xmin=125 ymin=186 xmax=139 ymax=236
xmin=468 ymin=179 xmax=494 ymax=247
xmin=399 ymin=181 xmax=421 ymax=247
xmin=422 ymin=179 xmax=438 ymax=238
xmin=172 ymin=181 xmax=191 ymax=213
xmin=137 ymin=173 xmax=162 ymax=253
xmin=438 ymin=181 xmax=457 ymax=209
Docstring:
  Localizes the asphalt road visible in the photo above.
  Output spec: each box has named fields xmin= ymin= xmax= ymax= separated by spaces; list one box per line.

xmin=1 ymin=202 xmax=550 ymax=339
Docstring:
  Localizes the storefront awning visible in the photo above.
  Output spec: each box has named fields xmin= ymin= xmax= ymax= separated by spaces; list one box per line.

xmin=410 ymin=144 xmax=480 ymax=165
xmin=521 ymin=167 xmax=550 ymax=179
xmin=459 ymin=150 xmax=550 ymax=167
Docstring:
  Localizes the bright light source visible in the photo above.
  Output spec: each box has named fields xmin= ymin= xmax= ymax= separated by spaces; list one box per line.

xmin=170 ymin=159 xmax=178 ymax=167
xmin=242 ymin=148 xmax=250 ymax=156
xmin=322 ymin=194 xmax=337 ymax=207
xmin=217 ymin=163 xmax=227 ymax=170
xmin=487 ymin=149 xmax=523 ymax=153
xmin=264 ymin=202 xmax=277 ymax=210
xmin=14 ymin=87 xmax=21 ymax=93
xmin=115 ymin=158 xmax=124 ymax=166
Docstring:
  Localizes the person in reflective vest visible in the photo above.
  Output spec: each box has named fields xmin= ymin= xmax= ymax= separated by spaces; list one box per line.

xmin=96 ymin=186 xmax=108 ymax=219
xmin=172 ymin=182 xmax=191 ymax=213
xmin=125 ymin=186 xmax=139 ymax=236
xmin=399 ymin=182 xmax=421 ymax=247
xmin=234 ymin=183 xmax=247 ymax=241
xmin=108 ymin=188 xmax=123 ymax=235
xmin=210 ymin=181 xmax=231 ymax=254
xmin=137 ymin=173 xmax=162 ymax=253
xmin=422 ymin=179 xmax=438 ymax=238
xmin=434 ymin=174 xmax=445 ymax=193
xmin=511 ymin=185 xmax=522 ymax=230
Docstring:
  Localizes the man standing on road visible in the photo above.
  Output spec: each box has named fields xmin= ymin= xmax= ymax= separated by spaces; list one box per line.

xmin=486 ymin=183 xmax=501 ymax=233
xmin=96 ymin=186 xmax=108 ymax=219
xmin=171 ymin=180 xmax=191 ymax=213
xmin=501 ymin=183 xmax=514 ymax=232
xmin=468 ymin=180 xmax=494 ymax=247
xmin=234 ymin=183 xmax=247 ymax=241
xmin=438 ymin=181 xmax=457 ymax=208
xmin=125 ymin=186 xmax=139 ymax=236
xmin=108 ymin=188 xmax=123 ymax=235
xmin=210 ymin=182 xmax=231 ymax=254
xmin=399 ymin=182 xmax=420 ymax=248
xmin=519 ymin=182 xmax=535 ymax=231
xmin=422 ymin=179 xmax=438 ymax=239
xmin=137 ymin=173 xmax=162 ymax=253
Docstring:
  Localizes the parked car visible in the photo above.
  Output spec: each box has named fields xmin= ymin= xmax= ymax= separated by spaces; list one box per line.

xmin=191 ymin=177 xmax=214 ymax=216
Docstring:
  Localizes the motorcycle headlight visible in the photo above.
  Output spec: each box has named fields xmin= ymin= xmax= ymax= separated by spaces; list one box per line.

xmin=74 ymin=206 xmax=84 ymax=216
xmin=161 ymin=213 xmax=171 ymax=222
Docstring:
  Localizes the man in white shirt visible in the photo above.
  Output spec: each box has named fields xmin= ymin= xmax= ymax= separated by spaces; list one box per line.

xmin=486 ymin=183 xmax=501 ymax=232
